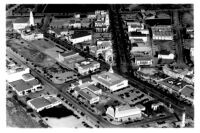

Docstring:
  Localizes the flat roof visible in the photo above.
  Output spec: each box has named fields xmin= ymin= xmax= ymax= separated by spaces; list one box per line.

xmin=159 ymin=77 xmax=190 ymax=92
xmin=71 ymin=31 xmax=91 ymax=39
xmin=22 ymin=73 xmax=34 ymax=80
xmin=76 ymin=59 xmax=100 ymax=69
xmin=14 ymin=17 xmax=29 ymax=23
xmin=135 ymin=56 xmax=152 ymax=61
xmin=180 ymin=85 xmax=194 ymax=98
xmin=28 ymin=96 xmax=59 ymax=110
xmin=74 ymin=86 xmax=81 ymax=92
xmin=129 ymin=32 xmax=147 ymax=37
xmin=9 ymin=79 xmax=32 ymax=92
xmin=117 ymin=104 xmax=139 ymax=112
xmin=60 ymin=51 xmax=78 ymax=57
xmin=91 ymin=71 xmax=127 ymax=87
xmin=79 ymin=88 xmax=98 ymax=100
xmin=26 ymin=79 xmax=40 ymax=86
xmin=87 ymin=85 xmax=101 ymax=92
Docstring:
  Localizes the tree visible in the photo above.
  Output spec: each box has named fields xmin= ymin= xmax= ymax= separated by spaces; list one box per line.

xmin=85 ymin=46 xmax=90 ymax=53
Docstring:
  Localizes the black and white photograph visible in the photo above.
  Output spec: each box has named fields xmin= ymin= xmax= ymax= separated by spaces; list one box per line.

xmin=4 ymin=1 xmax=197 ymax=129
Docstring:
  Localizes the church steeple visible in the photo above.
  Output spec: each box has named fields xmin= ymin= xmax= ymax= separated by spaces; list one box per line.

xmin=108 ymin=63 xmax=114 ymax=73
xmin=29 ymin=10 xmax=34 ymax=26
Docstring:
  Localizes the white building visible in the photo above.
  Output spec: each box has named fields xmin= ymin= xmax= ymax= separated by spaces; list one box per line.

xmin=22 ymin=73 xmax=35 ymax=82
xmin=158 ymin=53 xmax=175 ymax=60
xmin=135 ymin=56 xmax=153 ymax=66
xmin=20 ymin=30 xmax=44 ymax=41
xmin=6 ymin=66 xmax=30 ymax=82
xmin=58 ymin=51 xmax=79 ymax=62
xmin=152 ymin=25 xmax=173 ymax=40
xmin=74 ymin=87 xmax=100 ymax=104
xmin=69 ymin=33 xmax=92 ymax=45
xmin=75 ymin=58 xmax=100 ymax=75
xmin=127 ymin=22 xmax=144 ymax=32
xmin=94 ymin=11 xmax=110 ymax=32
xmin=13 ymin=11 xmax=35 ymax=31
xmin=91 ymin=71 xmax=128 ymax=92
xmin=8 ymin=79 xmax=43 ymax=96
xmin=68 ymin=20 xmax=81 ymax=28
xmin=90 ymin=40 xmax=113 ymax=63
xmin=162 ymin=65 xmax=184 ymax=79
xmin=106 ymin=105 xmax=142 ymax=122
xmin=27 ymin=95 xmax=62 ymax=112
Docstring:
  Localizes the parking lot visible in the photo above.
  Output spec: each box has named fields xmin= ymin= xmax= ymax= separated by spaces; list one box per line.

xmin=113 ymin=86 xmax=154 ymax=105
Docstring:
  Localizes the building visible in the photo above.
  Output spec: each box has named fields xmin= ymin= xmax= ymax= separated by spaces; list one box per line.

xmin=13 ymin=11 xmax=35 ymax=31
xmin=74 ymin=58 xmax=100 ymax=75
xmin=127 ymin=22 xmax=144 ymax=32
xmin=69 ymin=31 xmax=92 ymax=44
xmin=70 ymin=78 xmax=102 ymax=95
xmin=151 ymin=25 xmax=173 ymax=40
xmin=158 ymin=77 xmax=190 ymax=94
xmin=186 ymin=27 xmax=194 ymax=39
xmin=68 ymin=19 xmax=81 ymax=28
xmin=58 ymin=51 xmax=79 ymax=62
xmin=158 ymin=50 xmax=175 ymax=60
xmin=130 ymin=46 xmax=152 ymax=56
xmin=6 ymin=62 xmax=30 ymax=82
xmin=20 ymin=29 xmax=44 ymax=41
xmin=60 ymin=52 xmax=85 ymax=70
xmin=162 ymin=65 xmax=186 ymax=79
xmin=129 ymin=31 xmax=148 ymax=43
xmin=94 ymin=11 xmax=109 ymax=32
xmin=13 ymin=17 xmax=29 ymax=31
xmin=74 ymin=87 xmax=100 ymax=104
xmin=86 ymin=85 xmax=102 ymax=95
xmin=183 ymin=74 xmax=194 ymax=85
xmin=106 ymin=105 xmax=142 ymax=122
xmin=90 ymin=40 xmax=113 ymax=63
xmin=180 ymin=85 xmax=194 ymax=103
xmin=8 ymin=79 xmax=43 ymax=96
xmin=27 ymin=95 xmax=62 ymax=112
xmin=22 ymin=73 xmax=35 ymax=82
xmin=134 ymin=56 xmax=153 ymax=66
xmin=91 ymin=71 xmax=128 ymax=92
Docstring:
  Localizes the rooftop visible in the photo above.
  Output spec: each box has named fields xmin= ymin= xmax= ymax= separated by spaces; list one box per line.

xmin=60 ymin=51 xmax=78 ymax=57
xmin=9 ymin=79 xmax=32 ymax=92
xmin=79 ymin=88 xmax=98 ymax=100
xmin=129 ymin=32 xmax=147 ymax=37
xmin=159 ymin=50 xmax=171 ymax=55
xmin=26 ymin=79 xmax=40 ymax=86
xmin=135 ymin=56 xmax=152 ymax=61
xmin=76 ymin=58 xmax=100 ymax=69
xmin=22 ymin=73 xmax=35 ymax=80
xmin=71 ymin=30 xmax=91 ymax=39
xmin=159 ymin=77 xmax=190 ymax=92
xmin=87 ymin=85 xmax=101 ymax=92
xmin=180 ymin=85 xmax=194 ymax=99
xmin=14 ymin=17 xmax=29 ymax=23
xmin=91 ymin=71 xmax=127 ymax=87
xmin=28 ymin=96 xmax=60 ymax=110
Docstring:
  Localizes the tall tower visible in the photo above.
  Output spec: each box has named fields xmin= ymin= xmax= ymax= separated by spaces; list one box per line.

xmin=29 ymin=10 xmax=34 ymax=26
xmin=108 ymin=63 xmax=114 ymax=73
xmin=181 ymin=112 xmax=186 ymax=128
